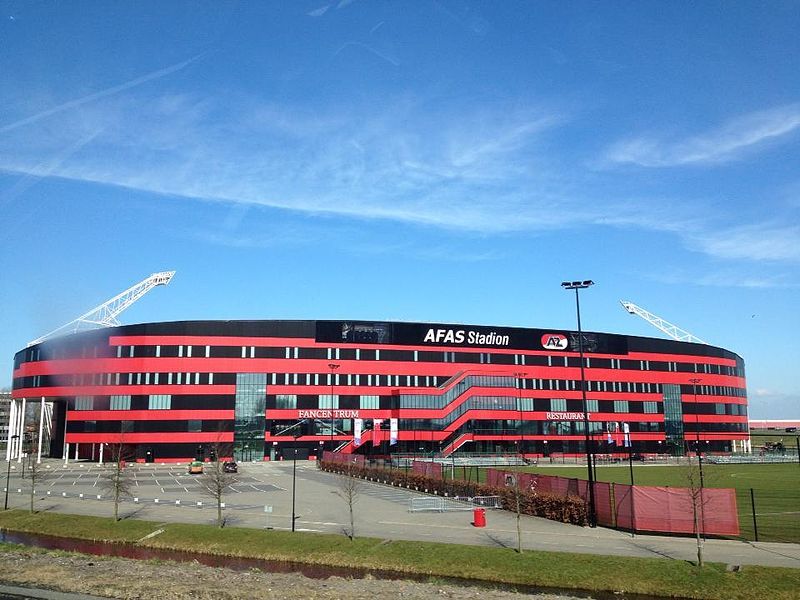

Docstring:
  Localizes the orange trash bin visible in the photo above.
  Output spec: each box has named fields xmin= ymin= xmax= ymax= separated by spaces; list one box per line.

xmin=472 ymin=507 xmax=486 ymax=527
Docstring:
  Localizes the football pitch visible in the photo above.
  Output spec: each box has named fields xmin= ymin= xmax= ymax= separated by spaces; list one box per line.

xmin=455 ymin=462 xmax=800 ymax=543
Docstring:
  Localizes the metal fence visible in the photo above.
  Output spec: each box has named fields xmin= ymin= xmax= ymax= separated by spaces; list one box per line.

xmin=738 ymin=488 xmax=800 ymax=543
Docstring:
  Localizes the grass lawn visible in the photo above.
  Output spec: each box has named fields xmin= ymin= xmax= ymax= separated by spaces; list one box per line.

xmin=1 ymin=510 xmax=799 ymax=600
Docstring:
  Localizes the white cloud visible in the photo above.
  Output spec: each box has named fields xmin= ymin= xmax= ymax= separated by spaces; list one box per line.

xmin=604 ymin=103 xmax=800 ymax=167
xmin=687 ymin=223 xmax=800 ymax=263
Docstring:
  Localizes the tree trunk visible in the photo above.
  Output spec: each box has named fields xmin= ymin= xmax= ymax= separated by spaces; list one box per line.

xmin=349 ymin=500 xmax=355 ymax=540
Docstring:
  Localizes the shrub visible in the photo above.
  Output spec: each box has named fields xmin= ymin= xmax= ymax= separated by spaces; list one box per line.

xmin=318 ymin=460 xmax=587 ymax=526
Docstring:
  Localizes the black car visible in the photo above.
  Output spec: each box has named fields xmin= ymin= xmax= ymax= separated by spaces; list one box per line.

xmin=223 ymin=461 xmax=238 ymax=473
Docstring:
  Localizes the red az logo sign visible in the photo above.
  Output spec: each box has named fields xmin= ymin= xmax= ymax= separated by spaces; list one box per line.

xmin=541 ymin=334 xmax=568 ymax=350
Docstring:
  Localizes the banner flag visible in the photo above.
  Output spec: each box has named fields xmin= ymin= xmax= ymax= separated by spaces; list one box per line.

xmin=614 ymin=421 xmax=623 ymax=446
xmin=372 ymin=419 xmax=382 ymax=445
xmin=389 ymin=418 xmax=398 ymax=445
xmin=623 ymin=422 xmax=631 ymax=448
xmin=607 ymin=421 xmax=614 ymax=445
xmin=354 ymin=418 xmax=363 ymax=447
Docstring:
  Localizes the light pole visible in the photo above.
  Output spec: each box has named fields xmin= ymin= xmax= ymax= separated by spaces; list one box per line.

xmin=689 ymin=377 xmax=705 ymax=538
xmin=291 ymin=426 xmax=303 ymax=532
xmin=516 ymin=372 xmax=525 ymax=458
xmin=689 ymin=378 xmax=705 ymax=487
xmin=4 ymin=435 xmax=20 ymax=510
xmin=561 ymin=279 xmax=597 ymax=528
xmin=328 ymin=363 xmax=340 ymax=453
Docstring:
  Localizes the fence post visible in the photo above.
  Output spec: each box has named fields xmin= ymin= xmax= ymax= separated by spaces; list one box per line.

xmin=750 ymin=488 xmax=759 ymax=542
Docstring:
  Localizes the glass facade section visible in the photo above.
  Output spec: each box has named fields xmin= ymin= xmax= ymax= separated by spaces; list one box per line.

xmin=235 ymin=373 xmax=266 ymax=461
xmin=110 ymin=395 xmax=131 ymax=410
xmin=359 ymin=395 xmax=380 ymax=409
xmin=148 ymin=394 xmax=171 ymax=410
xmin=662 ymin=383 xmax=684 ymax=455
xmin=74 ymin=396 xmax=94 ymax=410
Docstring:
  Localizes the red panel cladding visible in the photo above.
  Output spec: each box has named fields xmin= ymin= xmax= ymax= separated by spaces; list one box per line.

xmin=66 ymin=432 xmax=233 ymax=444
xmin=67 ymin=410 xmax=234 ymax=421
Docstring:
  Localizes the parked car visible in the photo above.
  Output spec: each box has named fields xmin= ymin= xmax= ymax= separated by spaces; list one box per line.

xmin=188 ymin=461 xmax=204 ymax=475
xmin=223 ymin=461 xmax=238 ymax=473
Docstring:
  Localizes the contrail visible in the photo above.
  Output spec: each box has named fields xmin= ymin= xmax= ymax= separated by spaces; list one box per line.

xmin=0 ymin=129 xmax=102 ymax=206
xmin=0 ymin=52 xmax=207 ymax=134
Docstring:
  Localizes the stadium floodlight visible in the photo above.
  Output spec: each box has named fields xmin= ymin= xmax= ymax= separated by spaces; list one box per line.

xmin=561 ymin=278 xmax=597 ymax=527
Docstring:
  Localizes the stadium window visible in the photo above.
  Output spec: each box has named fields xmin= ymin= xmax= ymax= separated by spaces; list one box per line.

xmin=179 ymin=345 xmax=184 ymax=358
xmin=355 ymin=349 xmax=361 ymax=360
xmin=360 ymin=395 xmax=380 ymax=409
xmin=187 ymin=346 xmax=192 ymax=358
xmin=148 ymin=394 xmax=172 ymax=410
xmin=613 ymin=400 xmax=629 ymax=413
xmin=375 ymin=349 xmax=380 ymax=360
xmin=208 ymin=373 xmax=214 ymax=385
xmin=241 ymin=347 xmax=247 ymax=358
xmin=74 ymin=396 xmax=94 ymax=410
xmin=550 ymin=398 xmax=567 ymax=411
xmin=116 ymin=346 xmax=123 ymax=358
xmin=586 ymin=399 xmax=599 ymax=412
xmin=188 ymin=420 xmax=202 ymax=432
xmin=110 ymin=395 xmax=131 ymax=410
xmin=167 ymin=373 xmax=173 ymax=385
xmin=129 ymin=346 xmax=134 ymax=358
xmin=276 ymin=394 xmax=297 ymax=409
xmin=319 ymin=394 xmax=339 ymax=409
xmin=643 ymin=401 xmax=658 ymax=414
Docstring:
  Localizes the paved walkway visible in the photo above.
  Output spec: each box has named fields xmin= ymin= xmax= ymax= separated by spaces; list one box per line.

xmin=3 ymin=460 xmax=799 ymax=569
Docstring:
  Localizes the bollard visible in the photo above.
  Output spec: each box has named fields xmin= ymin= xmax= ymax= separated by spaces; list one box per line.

xmin=175 ymin=500 xmax=181 ymax=506
xmin=154 ymin=499 xmax=159 ymax=504
xmin=472 ymin=508 xmax=486 ymax=528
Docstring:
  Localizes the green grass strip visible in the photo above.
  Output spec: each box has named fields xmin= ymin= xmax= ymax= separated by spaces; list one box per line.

xmin=1 ymin=510 xmax=799 ymax=599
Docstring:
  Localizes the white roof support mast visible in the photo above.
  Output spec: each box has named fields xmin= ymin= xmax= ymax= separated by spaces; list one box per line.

xmin=28 ymin=271 xmax=175 ymax=346
xmin=620 ymin=300 xmax=707 ymax=345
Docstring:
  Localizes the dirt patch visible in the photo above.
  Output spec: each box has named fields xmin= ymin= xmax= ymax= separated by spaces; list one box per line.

xmin=0 ymin=547 xmax=583 ymax=600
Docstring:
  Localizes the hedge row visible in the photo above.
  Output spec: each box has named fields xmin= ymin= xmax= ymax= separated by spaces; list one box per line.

xmin=318 ymin=460 xmax=587 ymax=526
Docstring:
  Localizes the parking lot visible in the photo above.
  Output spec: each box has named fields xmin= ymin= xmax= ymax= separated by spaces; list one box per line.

xmin=3 ymin=458 xmax=800 ymax=569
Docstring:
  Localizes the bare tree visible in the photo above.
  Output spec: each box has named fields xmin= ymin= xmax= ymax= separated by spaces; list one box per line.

xmin=25 ymin=434 xmax=46 ymax=513
xmin=504 ymin=471 xmax=535 ymax=554
xmin=684 ymin=458 xmax=711 ymax=568
xmin=334 ymin=460 xmax=363 ymax=540
xmin=200 ymin=437 xmax=235 ymax=528
xmin=102 ymin=439 xmax=134 ymax=522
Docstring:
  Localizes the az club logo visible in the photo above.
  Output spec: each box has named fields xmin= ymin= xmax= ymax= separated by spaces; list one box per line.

xmin=541 ymin=334 xmax=568 ymax=350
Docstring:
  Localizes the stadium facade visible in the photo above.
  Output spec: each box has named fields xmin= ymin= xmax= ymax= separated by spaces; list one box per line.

xmin=10 ymin=320 xmax=750 ymax=462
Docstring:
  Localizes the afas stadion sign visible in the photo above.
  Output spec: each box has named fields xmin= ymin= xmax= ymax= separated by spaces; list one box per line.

xmin=315 ymin=321 xmax=628 ymax=354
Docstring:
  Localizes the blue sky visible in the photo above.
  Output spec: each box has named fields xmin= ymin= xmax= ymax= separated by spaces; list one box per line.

xmin=1 ymin=2 xmax=798 ymax=418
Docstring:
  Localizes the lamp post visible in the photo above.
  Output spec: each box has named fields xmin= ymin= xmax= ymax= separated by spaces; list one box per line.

xmin=688 ymin=378 xmax=705 ymax=488
xmin=516 ymin=372 xmax=525 ymax=458
xmin=4 ymin=435 xmax=20 ymax=510
xmin=328 ymin=363 xmax=340 ymax=452
xmin=689 ymin=377 xmax=705 ymax=538
xmin=561 ymin=279 xmax=597 ymax=528
xmin=291 ymin=425 xmax=303 ymax=532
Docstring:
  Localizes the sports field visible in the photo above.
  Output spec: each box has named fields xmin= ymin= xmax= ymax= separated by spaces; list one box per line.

xmin=451 ymin=462 xmax=800 ymax=543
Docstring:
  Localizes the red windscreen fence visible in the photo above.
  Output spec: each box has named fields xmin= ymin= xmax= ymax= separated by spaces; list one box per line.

xmin=630 ymin=486 xmax=740 ymax=536
xmin=321 ymin=451 xmax=366 ymax=466
xmin=412 ymin=460 xmax=443 ymax=479
xmin=486 ymin=469 xmax=739 ymax=537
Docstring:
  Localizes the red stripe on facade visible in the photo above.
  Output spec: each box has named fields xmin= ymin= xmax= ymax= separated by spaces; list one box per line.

xmin=65 ymin=432 xmax=234 ymax=443
xmin=67 ymin=410 xmax=234 ymax=421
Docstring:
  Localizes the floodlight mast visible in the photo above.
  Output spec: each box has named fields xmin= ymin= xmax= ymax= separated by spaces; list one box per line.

xmin=27 ymin=271 xmax=175 ymax=347
xmin=620 ymin=300 xmax=707 ymax=345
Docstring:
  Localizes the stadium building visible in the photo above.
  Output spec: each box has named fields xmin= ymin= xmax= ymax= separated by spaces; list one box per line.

xmin=9 ymin=319 xmax=750 ymax=463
